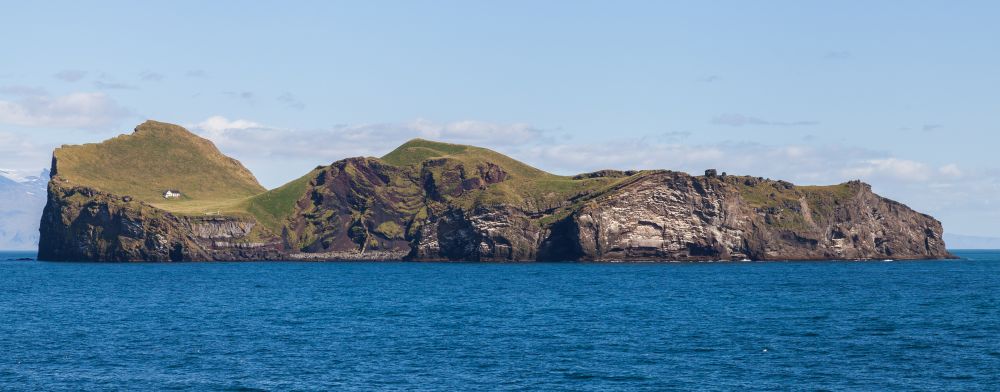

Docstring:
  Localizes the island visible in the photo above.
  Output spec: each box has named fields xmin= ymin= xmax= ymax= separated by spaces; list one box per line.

xmin=38 ymin=120 xmax=953 ymax=262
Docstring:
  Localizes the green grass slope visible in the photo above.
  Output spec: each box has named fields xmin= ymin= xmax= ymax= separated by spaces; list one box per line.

xmin=382 ymin=138 xmax=632 ymax=210
xmin=243 ymin=168 xmax=321 ymax=229
xmin=53 ymin=120 xmax=266 ymax=214
xmin=382 ymin=138 xmax=549 ymax=178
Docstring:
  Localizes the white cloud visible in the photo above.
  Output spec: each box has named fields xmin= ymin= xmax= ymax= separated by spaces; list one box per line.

xmin=515 ymin=140 xmax=885 ymax=184
xmin=939 ymin=163 xmax=963 ymax=177
xmin=0 ymin=91 xmax=131 ymax=129
xmin=0 ymin=131 xmax=52 ymax=173
xmin=191 ymin=116 xmax=548 ymax=161
xmin=405 ymin=118 xmax=544 ymax=145
xmin=190 ymin=116 xmax=917 ymax=188
xmin=841 ymin=158 xmax=930 ymax=182
xmin=195 ymin=116 xmax=263 ymax=133
xmin=189 ymin=116 xmax=552 ymax=187
xmin=188 ymin=116 xmax=978 ymax=189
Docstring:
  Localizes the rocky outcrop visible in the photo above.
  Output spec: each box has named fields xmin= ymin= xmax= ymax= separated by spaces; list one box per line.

xmin=560 ymin=173 xmax=948 ymax=261
xmin=413 ymin=205 xmax=545 ymax=261
xmin=38 ymin=181 xmax=283 ymax=261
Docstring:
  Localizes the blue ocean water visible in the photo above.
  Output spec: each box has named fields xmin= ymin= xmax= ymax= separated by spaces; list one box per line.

xmin=1 ymin=251 xmax=998 ymax=391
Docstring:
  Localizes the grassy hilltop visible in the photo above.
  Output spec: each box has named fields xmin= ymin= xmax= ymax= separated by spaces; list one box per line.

xmin=53 ymin=121 xmax=265 ymax=215
xmin=381 ymin=138 xmax=630 ymax=207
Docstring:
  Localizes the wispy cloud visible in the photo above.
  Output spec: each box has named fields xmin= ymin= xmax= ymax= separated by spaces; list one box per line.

xmin=191 ymin=116 xmax=549 ymax=164
xmin=224 ymin=91 xmax=254 ymax=101
xmin=404 ymin=118 xmax=546 ymax=145
xmin=94 ymin=79 xmax=138 ymax=90
xmin=185 ymin=69 xmax=208 ymax=78
xmin=711 ymin=113 xmax=819 ymax=127
xmin=824 ymin=50 xmax=852 ymax=59
xmin=697 ymin=75 xmax=721 ymax=83
xmin=0 ymin=85 xmax=48 ymax=96
xmin=0 ymin=91 xmax=131 ymax=129
xmin=658 ymin=131 xmax=691 ymax=141
xmin=189 ymin=116 xmax=978 ymax=191
xmin=54 ymin=70 xmax=88 ymax=82
xmin=140 ymin=71 xmax=165 ymax=82
xmin=922 ymin=123 xmax=943 ymax=132
xmin=841 ymin=158 xmax=934 ymax=182
xmin=277 ymin=93 xmax=305 ymax=110
xmin=0 ymin=131 xmax=54 ymax=172
xmin=938 ymin=163 xmax=962 ymax=177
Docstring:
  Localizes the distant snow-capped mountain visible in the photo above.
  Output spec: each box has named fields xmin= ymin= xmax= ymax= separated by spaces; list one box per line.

xmin=0 ymin=169 xmax=49 ymax=250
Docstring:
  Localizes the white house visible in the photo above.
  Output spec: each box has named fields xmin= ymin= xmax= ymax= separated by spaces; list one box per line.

xmin=163 ymin=190 xmax=182 ymax=199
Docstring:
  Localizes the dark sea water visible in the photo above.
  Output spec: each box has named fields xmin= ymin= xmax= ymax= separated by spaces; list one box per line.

xmin=1 ymin=250 xmax=998 ymax=391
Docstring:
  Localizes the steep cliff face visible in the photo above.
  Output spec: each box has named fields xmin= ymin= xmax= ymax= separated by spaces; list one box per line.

xmin=561 ymin=172 xmax=948 ymax=261
xmin=38 ymin=182 xmax=282 ymax=261
xmin=39 ymin=121 xmax=953 ymax=262
xmin=282 ymin=158 xmax=421 ymax=261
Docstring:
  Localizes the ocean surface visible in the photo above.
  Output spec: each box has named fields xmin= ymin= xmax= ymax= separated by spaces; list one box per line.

xmin=1 ymin=250 xmax=998 ymax=391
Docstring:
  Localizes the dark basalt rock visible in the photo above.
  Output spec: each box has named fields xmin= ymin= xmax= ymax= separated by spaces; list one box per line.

xmin=39 ymin=183 xmax=284 ymax=262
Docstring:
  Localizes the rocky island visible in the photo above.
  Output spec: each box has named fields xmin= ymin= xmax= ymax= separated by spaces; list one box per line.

xmin=38 ymin=121 xmax=953 ymax=262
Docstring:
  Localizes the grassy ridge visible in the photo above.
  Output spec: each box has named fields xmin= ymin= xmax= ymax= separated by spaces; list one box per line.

xmin=382 ymin=138 xmax=630 ymax=210
xmin=382 ymin=138 xmax=549 ymax=178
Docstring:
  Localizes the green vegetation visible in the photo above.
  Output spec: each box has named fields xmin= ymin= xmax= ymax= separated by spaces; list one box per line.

xmin=799 ymin=183 xmax=857 ymax=226
xmin=54 ymin=120 xmax=265 ymax=212
xmin=381 ymin=138 xmax=632 ymax=212
xmin=54 ymin=121 xmax=329 ymax=231
xmin=383 ymin=138 xmax=548 ymax=178
xmin=729 ymin=176 xmax=859 ymax=231
xmin=243 ymin=169 xmax=321 ymax=229
xmin=381 ymin=139 xmax=469 ymax=166
xmin=375 ymin=221 xmax=403 ymax=239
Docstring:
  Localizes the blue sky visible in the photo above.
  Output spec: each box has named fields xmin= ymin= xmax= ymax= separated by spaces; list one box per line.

xmin=1 ymin=1 xmax=998 ymax=237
